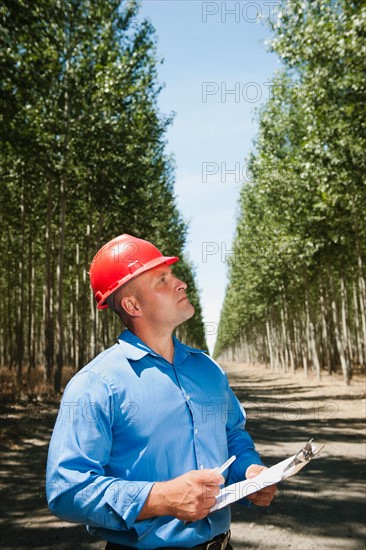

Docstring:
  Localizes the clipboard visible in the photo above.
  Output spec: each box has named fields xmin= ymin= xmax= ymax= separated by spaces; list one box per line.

xmin=210 ymin=439 xmax=324 ymax=512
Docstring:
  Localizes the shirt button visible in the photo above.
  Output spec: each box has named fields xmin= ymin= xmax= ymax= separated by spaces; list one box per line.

xmin=186 ymin=395 xmax=190 ymax=400
xmin=200 ymin=464 xmax=204 ymax=469
xmin=194 ymin=429 xmax=198 ymax=434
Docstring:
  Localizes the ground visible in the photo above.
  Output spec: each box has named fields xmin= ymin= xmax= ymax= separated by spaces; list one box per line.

xmin=0 ymin=363 xmax=365 ymax=549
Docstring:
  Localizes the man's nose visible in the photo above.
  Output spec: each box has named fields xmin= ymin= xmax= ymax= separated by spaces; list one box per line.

xmin=175 ymin=278 xmax=187 ymax=291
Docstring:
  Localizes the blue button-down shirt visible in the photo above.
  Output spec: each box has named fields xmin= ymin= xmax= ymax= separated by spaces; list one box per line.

xmin=46 ymin=330 xmax=263 ymax=548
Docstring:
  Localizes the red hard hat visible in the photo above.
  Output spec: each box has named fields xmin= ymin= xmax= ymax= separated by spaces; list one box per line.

xmin=89 ymin=234 xmax=179 ymax=309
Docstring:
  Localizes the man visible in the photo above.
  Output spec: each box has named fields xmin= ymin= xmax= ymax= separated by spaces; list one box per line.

xmin=46 ymin=234 xmax=276 ymax=550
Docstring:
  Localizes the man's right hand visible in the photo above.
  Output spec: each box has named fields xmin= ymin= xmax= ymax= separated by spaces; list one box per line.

xmin=138 ymin=470 xmax=224 ymax=522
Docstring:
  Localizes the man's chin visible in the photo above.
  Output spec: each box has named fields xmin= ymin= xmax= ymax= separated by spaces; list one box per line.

xmin=187 ymin=304 xmax=195 ymax=319
xmin=176 ymin=303 xmax=195 ymax=326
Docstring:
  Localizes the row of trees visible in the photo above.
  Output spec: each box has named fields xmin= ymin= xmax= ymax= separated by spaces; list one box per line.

xmin=214 ymin=0 xmax=366 ymax=384
xmin=0 ymin=0 xmax=206 ymax=392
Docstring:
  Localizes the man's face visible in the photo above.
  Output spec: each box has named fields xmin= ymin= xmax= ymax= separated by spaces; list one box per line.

xmin=131 ymin=265 xmax=195 ymax=331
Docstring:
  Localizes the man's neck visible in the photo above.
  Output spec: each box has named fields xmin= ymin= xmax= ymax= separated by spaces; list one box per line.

xmin=131 ymin=325 xmax=175 ymax=364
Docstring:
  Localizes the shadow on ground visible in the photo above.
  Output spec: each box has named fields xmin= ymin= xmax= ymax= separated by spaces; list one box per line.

xmin=0 ymin=400 xmax=105 ymax=549
xmin=226 ymin=373 xmax=366 ymax=550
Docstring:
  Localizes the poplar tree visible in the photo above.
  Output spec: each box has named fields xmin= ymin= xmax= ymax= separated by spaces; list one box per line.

xmin=1 ymin=0 xmax=207 ymax=392
xmin=215 ymin=0 xmax=366 ymax=384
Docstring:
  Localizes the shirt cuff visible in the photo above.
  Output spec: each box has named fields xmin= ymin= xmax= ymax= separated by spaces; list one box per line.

xmin=105 ymin=480 xmax=156 ymax=536
xmin=227 ymin=456 xmax=265 ymax=486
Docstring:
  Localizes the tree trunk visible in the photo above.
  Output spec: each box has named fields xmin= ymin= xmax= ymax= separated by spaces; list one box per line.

xmin=6 ymin=230 xmax=14 ymax=369
xmin=282 ymin=293 xmax=295 ymax=374
xmin=353 ymin=280 xmax=365 ymax=370
xmin=329 ymin=271 xmax=351 ymax=384
xmin=27 ymin=233 xmax=36 ymax=374
xmin=280 ymin=305 xmax=289 ymax=372
xmin=0 ymin=232 xmax=6 ymax=366
xmin=74 ymin=243 xmax=80 ymax=371
xmin=79 ymin=222 xmax=91 ymax=369
xmin=358 ymin=255 xmax=366 ymax=373
xmin=305 ymin=289 xmax=321 ymax=381
xmin=320 ymin=284 xmax=331 ymax=374
xmin=16 ymin=183 xmax=25 ymax=387
xmin=340 ymin=277 xmax=353 ymax=378
xmin=90 ymin=285 xmax=96 ymax=359
xmin=54 ymin=168 xmax=67 ymax=392
xmin=266 ymin=319 xmax=274 ymax=370
xmin=300 ymin=317 xmax=308 ymax=377
xmin=44 ymin=179 xmax=54 ymax=383
xmin=293 ymin=319 xmax=300 ymax=372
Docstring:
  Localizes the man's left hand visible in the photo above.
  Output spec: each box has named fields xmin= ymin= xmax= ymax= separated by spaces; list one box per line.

xmin=245 ymin=464 xmax=277 ymax=506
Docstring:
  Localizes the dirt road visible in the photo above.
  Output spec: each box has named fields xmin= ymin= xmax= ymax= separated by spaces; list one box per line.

xmin=1 ymin=363 xmax=365 ymax=549
xmin=224 ymin=363 xmax=366 ymax=550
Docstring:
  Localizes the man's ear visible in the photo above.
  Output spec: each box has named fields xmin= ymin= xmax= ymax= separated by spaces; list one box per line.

xmin=120 ymin=296 xmax=142 ymax=318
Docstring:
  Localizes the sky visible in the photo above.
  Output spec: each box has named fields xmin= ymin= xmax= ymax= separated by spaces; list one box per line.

xmin=136 ymin=1 xmax=281 ymax=353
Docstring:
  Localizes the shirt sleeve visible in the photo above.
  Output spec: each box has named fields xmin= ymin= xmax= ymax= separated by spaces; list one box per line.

xmin=46 ymin=370 xmax=156 ymax=538
xmin=225 ymin=383 xmax=265 ymax=487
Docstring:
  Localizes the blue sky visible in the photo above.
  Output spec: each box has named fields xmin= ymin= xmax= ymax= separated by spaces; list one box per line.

xmin=136 ymin=1 xmax=281 ymax=352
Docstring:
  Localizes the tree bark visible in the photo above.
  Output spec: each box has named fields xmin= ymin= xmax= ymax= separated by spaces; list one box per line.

xmin=358 ymin=255 xmax=366 ymax=373
xmin=16 ymin=182 xmax=25 ymax=387
xmin=305 ymin=288 xmax=321 ymax=381
xmin=320 ymin=284 xmax=331 ymax=374
xmin=54 ymin=161 xmax=67 ymax=392
xmin=266 ymin=319 xmax=274 ymax=370
xmin=27 ymin=232 xmax=36 ymax=375
xmin=340 ymin=277 xmax=353 ymax=377
xmin=353 ymin=280 xmax=364 ymax=370
xmin=44 ymin=179 xmax=54 ymax=383
xmin=329 ymin=271 xmax=351 ymax=384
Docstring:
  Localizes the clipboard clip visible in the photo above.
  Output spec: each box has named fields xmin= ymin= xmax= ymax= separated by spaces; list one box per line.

xmin=282 ymin=438 xmax=324 ymax=478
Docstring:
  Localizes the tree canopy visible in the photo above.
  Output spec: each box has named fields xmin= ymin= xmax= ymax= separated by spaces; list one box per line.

xmin=214 ymin=0 xmax=366 ymax=384
xmin=0 ymin=0 xmax=207 ymax=392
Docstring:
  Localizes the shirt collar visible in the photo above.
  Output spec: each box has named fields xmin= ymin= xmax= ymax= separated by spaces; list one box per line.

xmin=117 ymin=329 xmax=206 ymax=363
xmin=117 ymin=329 xmax=155 ymax=360
xmin=172 ymin=335 xmax=205 ymax=355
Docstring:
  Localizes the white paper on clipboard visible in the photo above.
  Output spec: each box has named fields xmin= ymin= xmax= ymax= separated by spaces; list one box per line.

xmin=210 ymin=439 xmax=323 ymax=512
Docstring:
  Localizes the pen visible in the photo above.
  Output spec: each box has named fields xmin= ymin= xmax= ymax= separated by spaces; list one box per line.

xmin=214 ymin=455 xmax=236 ymax=475
xmin=184 ymin=456 xmax=236 ymax=525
